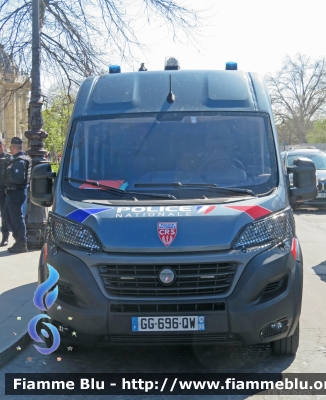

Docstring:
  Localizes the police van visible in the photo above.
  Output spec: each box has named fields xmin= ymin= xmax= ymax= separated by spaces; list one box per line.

xmin=32 ymin=58 xmax=317 ymax=354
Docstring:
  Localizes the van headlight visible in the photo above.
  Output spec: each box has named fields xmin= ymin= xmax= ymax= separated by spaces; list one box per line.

xmin=45 ymin=212 xmax=101 ymax=251
xmin=233 ymin=207 xmax=295 ymax=250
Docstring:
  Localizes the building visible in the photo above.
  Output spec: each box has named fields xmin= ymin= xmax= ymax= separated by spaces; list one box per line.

xmin=0 ymin=44 xmax=30 ymax=145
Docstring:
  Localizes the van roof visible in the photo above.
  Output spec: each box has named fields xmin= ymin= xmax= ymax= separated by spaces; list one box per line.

xmin=73 ymin=70 xmax=272 ymax=117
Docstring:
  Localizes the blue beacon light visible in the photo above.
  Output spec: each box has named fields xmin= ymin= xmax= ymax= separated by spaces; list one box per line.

xmin=225 ymin=62 xmax=238 ymax=70
xmin=109 ymin=65 xmax=121 ymax=73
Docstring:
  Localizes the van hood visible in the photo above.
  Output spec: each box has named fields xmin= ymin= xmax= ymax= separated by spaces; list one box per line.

xmin=56 ymin=195 xmax=285 ymax=252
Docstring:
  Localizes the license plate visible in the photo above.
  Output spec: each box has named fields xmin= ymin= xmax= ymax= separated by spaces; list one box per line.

xmin=132 ymin=316 xmax=205 ymax=332
xmin=317 ymin=193 xmax=326 ymax=198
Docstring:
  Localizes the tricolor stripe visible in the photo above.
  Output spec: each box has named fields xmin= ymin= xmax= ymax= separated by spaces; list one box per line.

xmin=224 ymin=205 xmax=271 ymax=220
xmin=66 ymin=208 xmax=111 ymax=223
xmin=195 ymin=205 xmax=217 ymax=215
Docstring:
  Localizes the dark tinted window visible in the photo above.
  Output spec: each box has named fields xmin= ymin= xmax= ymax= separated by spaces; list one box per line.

xmin=287 ymin=153 xmax=326 ymax=170
xmin=63 ymin=112 xmax=278 ymax=200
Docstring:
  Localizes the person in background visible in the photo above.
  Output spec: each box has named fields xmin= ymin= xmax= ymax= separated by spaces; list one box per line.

xmin=3 ymin=137 xmax=32 ymax=253
xmin=0 ymin=138 xmax=13 ymax=246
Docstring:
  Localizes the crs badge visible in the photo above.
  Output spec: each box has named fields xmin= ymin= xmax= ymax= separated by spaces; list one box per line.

xmin=157 ymin=222 xmax=177 ymax=247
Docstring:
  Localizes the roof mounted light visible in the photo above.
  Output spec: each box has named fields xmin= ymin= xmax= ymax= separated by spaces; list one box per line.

xmin=226 ymin=62 xmax=237 ymax=70
xmin=139 ymin=63 xmax=147 ymax=71
xmin=164 ymin=56 xmax=180 ymax=71
xmin=109 ymin=65 xmax=121 ymax=74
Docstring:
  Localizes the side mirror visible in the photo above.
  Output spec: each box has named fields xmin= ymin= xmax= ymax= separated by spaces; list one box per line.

xmin=31 ymin=163 xmax=56 ymax=207
xmin=287 ymin=158 xmax=318 ymax=204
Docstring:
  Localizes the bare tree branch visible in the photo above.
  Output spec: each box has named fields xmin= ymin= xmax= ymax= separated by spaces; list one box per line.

xmin=266 ymin=54 xmax=326 ymax=143
xmin=0 ymin=0 xmax=207 ymax=95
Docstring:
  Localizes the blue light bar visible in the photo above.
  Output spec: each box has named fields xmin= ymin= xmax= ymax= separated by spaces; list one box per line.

xmin=225 ymin=62 xmax=237 ymax=70
xmin=109 ymin=65 xmax=121 ymax=73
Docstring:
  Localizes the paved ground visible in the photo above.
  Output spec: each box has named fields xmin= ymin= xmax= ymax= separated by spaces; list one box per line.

xmin=0 ymin=236 xmax=38 ymax=368
xmin=1 ymin=207 xmax=326 ymax=400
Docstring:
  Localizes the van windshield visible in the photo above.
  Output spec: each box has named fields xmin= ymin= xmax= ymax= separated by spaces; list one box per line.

xmin=63 ymin=112 xmax=278 ymax=200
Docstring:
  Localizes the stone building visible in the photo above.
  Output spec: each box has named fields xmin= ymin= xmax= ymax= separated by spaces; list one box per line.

xmin=0 ymin=45 xmax=30 ymax=146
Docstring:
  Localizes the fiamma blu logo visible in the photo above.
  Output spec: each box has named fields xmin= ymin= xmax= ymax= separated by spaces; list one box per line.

xmin=27 ymin=264 xmax=61 ymax=355
xmin=157 ymin=222 xmax=177 ymax=247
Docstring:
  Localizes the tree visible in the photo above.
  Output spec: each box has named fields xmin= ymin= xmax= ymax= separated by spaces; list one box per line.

xmin=307 ymin=118 xmax=326 ymax=143
xmin=266 ymin=54 xmax=326 ymax=143
xmin=0 ymin=0 xmax=204 ymax=92
xmin=276 ymin=118 xmax=305 ymax=146
xmin=43 ymin=87 xmax=75 ymax=156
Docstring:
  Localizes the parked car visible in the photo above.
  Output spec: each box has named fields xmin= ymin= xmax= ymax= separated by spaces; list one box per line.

xmin=281 ymin=148 xmax=326 ymax=207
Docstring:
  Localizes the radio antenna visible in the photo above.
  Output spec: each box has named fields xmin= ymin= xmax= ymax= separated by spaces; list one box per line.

xmin=167 ymin=74 xmax=175 ymax=103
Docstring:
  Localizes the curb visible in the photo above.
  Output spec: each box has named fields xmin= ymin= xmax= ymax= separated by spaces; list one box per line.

xmin=0 ymin=238 xmax=39 ymax=369
xmin=0 ymin=330 xmax=31 ymax=369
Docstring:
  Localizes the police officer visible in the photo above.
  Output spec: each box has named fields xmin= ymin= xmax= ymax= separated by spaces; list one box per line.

xmin=0 ymin=138 xmax=13 ymax=246
xmin=3 ymin=137 xmax=31 ymax=253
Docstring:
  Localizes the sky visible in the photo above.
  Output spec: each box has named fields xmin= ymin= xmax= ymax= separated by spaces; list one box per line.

xmin=113 ymin=0 xmax=326 ymax=77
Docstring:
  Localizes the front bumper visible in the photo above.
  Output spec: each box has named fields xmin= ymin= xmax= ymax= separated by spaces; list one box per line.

xmin=40 ymin=243 xmax=302 ymax=347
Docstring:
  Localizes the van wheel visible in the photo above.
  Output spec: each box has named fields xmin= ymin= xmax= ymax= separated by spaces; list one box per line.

xmin=271 ymin=322 xmax=299 ymax=355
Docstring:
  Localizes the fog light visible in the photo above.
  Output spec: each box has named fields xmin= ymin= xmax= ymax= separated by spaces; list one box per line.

xmin=270 ymin=322 xmax=283 ymax=330
xmin=260 ymin=318 xmax=289 ymax=339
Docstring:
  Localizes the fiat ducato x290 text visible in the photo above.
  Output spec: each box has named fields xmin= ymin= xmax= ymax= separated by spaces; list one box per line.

xmin=32 ymin=58 xmax=317 ymax=354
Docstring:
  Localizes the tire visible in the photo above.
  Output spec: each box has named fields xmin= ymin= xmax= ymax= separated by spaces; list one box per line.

xmin=271 ymin=322 xmax=299 ymax=355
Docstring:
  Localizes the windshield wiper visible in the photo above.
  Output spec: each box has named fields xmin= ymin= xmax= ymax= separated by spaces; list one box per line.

xmin=64 ymin=177 xmax=176 ymax=199
xmin=134 ymin=182 xmax=256 ymax=197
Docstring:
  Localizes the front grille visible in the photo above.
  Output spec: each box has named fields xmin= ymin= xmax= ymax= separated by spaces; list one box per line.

xmin=262 ymin=280 xmax=283 ymax=294
xmin=99 ymin=263 xmax=237 ymax=297
xmin=110 ymin=302 xmax=225 ymax=313
xmin=105 ymin=334 xmax=229 ymax=344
